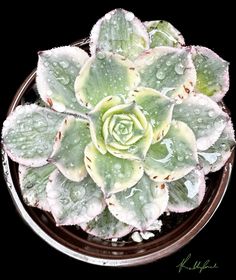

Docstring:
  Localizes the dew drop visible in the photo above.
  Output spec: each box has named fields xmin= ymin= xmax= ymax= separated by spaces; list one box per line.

xmin=37 ymin=149 xmax=43 ymax=154
xmin=59 ymin=61 xmax=69 ymax=69
xmin=197 ymin=118 xmax=202 ymax=123
xmin=105 ymin=13 xmax=111 ymax=20
xmin=97 ymin=52 xmax=105 ymax=60
xmin=220 ymin=143 xmax=227 ymax=150
xmin=166 ymin=60 xmax=172 ymax=66
xmin=114 ymin=163 xmax=121 ymax=170
xmin=208 ymin=110 xmax=215 ymax=117
xmin=53 ymin=102 xmax=66 ymax=112
xmin=156 ymin=70 xmax=165 ymax=80
xmin=174 ymin=63 xmax=184 ymax=75
xmin=57 ymin=75 xmax=70 ymax=85
xmin=177 ymin=155 xmax=183 ymax=161
xmin=70 ymin=186 xmax=85 ymax=202
xmin=194 ymin=108 xmax=200 ymax=115
xmin=60 ymin=198 xmax=70 ymax=205
xmin=87 ymin=198 xmax=103 ymax=217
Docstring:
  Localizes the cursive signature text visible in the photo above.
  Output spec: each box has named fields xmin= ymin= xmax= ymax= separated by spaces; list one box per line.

xmin=176 ymin=253 xmax=218 ymax=273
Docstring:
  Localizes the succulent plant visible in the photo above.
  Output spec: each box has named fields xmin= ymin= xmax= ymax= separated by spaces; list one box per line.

xmin=2 ymin=9 xmax=235 ymax=241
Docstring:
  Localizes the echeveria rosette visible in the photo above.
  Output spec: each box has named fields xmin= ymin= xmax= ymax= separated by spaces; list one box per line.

xmin=1 ymin=9 xmax=235 ymax=241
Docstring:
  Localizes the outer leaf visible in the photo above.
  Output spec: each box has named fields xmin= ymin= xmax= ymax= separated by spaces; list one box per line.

xmin=107 ymin=174 xmax=169 ymax=230
xmin=130 ymin=87 xmax=174 ymax=143
xmin=144 ymin=20 xmax=185 ymax=48
xmin=88 ymin=95 xmax=123 ymax=154
xmin=173 ymin=93 xmax=228 ymax=151
xmin=192 ymin=46 xmax=229 ymax=101
xmin=49 ymin=116 xmax=90 ymax=182
xmin=198 ymin=121 xmax=235 ymax=174
xmin=135 ymin=47 xmax=196 ymax=101
xmin=36 ymin=46 xmax=89 ymax=114
xmin=90 ymin=8 xmax=149 ymax=60
xmin=167 ymin=168 xmax=206 ymax=212
xmin=19 ymin=164 xmax=56 ymax=211
xmin=2 ymin=105 xmax=65 ymax=167
xmin=46 ymin=171 xmax=105 ymax=226
xmin=84 ymin=143 xmax=144 ymax=196
xmin=75 ymin=52 xmax=140 ymax=108
xmin=145 ymin=120 xmax=198 ymax=182
xmin=80 ymin=208 xmax=133 ymax=239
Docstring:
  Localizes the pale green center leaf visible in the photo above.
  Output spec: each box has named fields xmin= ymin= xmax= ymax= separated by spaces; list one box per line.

xmin=88 ymin=96 xmax=152 ymax=161
xmin=130 ymin=87 xmax=174 ymax=143
xmin=88 ymin=95 xmax=124 ymax=154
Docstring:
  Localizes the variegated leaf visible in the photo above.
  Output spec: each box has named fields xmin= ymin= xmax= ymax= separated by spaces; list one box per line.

xmin=36 ymin=46 xmax=89 ymax=114
xmin=107 ymin=174 xmax=169 ymax=230
xmin=2 ymin=105 xmax=65 ymax=167
xmin=46 ymin=171 xmax=105 ymax=226
xmin=90 ymin=9 xmax=149 ymax=60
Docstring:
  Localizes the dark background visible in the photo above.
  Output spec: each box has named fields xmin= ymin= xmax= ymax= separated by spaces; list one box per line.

xmin=1 ymin=1 xmax=235 ymax=278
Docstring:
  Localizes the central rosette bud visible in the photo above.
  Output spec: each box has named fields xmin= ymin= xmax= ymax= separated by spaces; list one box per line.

xmin=88 ymin=96 xmax=153 ymax=160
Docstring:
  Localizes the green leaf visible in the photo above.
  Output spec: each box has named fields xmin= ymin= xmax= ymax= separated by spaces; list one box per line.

xmin=107 ymin=174 xmax=169 ymax=230
xmin=198 ymin=121 xmax=235 ymax=174
xmin=145 ymin=120 xmax=198 ymax=182
xmin=90 ymin=9 xmax=149 ymax=60
xmin=135 ymin=47 xmax=196 ymax=101
xmin=80 ymin=208 xmax=133 ymax=239
xmin=49 ymin=116 xmax=90 ymax=182
xmin=173 ymin=93 xmax=228 ymax=151
xmin=167 ymin=168 xmax=205 ymax=212
xmin=2 ymin=105 xmax=65 ymax=167
xmin=102 ymin=101 xmax=153 ymax=160
xmin=84 ymin=143 xmax=144 ymax=196
xmin=19 ymin=164 xmax=56 ymax=211
xmin=75 ymin=52 xmax=140 ymax=109
xmin=36 ymin=46 xmax=89 ymax=115
xmin=130 ymin=87 xmax=174 ymax=143
xmin=192 ymin=46 xmax=229 ymax=101
xmin=106 ymin=122 xmax=153 ymax=161
xmin=144 ymin=20 xmax=185 ymax=48
xmin=46 ymin=171 xmax=105 ymax=226
xmin=88 ymin=95 xmax=123 ymax=154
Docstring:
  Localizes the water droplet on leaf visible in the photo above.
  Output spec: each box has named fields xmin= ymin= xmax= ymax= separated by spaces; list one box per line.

xmin=175 ymin=63 xmax=184 ymax=75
